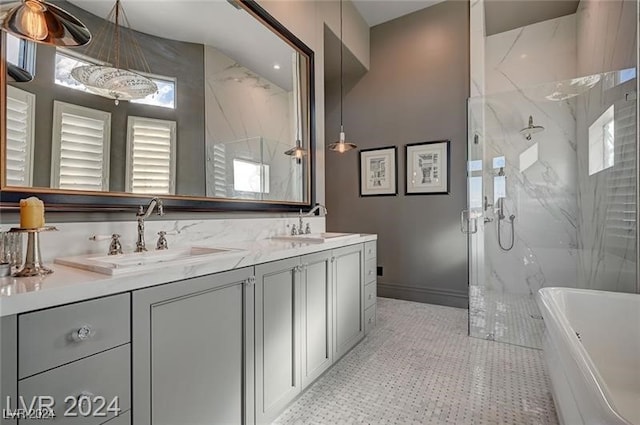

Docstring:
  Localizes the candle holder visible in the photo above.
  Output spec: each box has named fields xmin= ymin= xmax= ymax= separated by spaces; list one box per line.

xmin=9 ymin=227 xmax=58 ymax=277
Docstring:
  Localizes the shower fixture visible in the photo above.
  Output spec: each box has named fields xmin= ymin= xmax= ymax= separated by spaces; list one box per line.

xmin=519 ymin=116 xmax=544 ymax=141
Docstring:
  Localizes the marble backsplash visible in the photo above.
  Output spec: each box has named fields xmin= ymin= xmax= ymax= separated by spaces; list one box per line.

xmin=1 ymin=216 xmax=325 ymax=264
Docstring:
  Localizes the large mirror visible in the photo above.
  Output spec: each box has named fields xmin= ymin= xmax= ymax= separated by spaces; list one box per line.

xmin=0 ymin=0 xmax=314 ymax=211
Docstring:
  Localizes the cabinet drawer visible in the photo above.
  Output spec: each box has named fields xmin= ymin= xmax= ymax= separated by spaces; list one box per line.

xmin=102 ymin=410 xmax=130 ymax=425
xmin=365 ymin=259 xmax=376 ymax=284
xmin=18 ymin=344 xmax=131 ymax=425
xmin=364 ymin=304 xmax=376 ymax=335
xmin=364 ymin=282 xmax=376 ymax=310
xmin=19 ymin=293 xmax=130 ymax=378
xmin=364 ymin=241 xmax=376 ymax=261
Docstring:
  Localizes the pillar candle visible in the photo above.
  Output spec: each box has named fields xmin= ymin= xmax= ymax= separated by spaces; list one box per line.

xmin=19 ymin=197 xmax=45 ymax=228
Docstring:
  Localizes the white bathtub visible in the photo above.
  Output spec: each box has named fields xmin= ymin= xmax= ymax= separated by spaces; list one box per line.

xmin=537 ymin=287 xmax=640 ymax=425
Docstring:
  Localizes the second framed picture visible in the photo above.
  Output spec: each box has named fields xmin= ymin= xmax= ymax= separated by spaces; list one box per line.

xmin=359 ymin=146 xmax=397 ymax=196
xmin=405 ymin=140 xmax=450 ymax=195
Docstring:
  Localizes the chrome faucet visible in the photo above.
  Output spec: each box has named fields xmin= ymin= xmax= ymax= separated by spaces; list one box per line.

xmin=135 ymin=198 xmax=164 ymax=252
xmin=297 ymin=203 xmax=328 ymax=235
xmin=306 ymin=203 xmax=328 ymax=217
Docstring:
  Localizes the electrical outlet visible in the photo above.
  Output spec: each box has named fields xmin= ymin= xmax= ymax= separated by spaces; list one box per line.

xmin=377 ymin=266 xmax=383 ymax=276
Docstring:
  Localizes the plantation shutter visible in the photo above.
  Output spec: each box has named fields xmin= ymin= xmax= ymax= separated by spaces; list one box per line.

xmin=51 ymin=101 xmax=111 ymax=191
xmin=212 ymin=144 xmax=227 ymax=197
xmin=5 ymin=86 xmax=35 ymax=186
xmin=126 ymin=117 xmax=176 ymax=195
xmin=605 ymin=98 xmax=637 ymax=255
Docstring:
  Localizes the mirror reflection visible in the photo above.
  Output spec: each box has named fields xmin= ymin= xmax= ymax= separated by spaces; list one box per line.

xmin=3 ymin=0 xmax=310 ymax=204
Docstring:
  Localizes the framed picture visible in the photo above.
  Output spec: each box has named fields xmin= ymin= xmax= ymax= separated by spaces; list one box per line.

xmin=359 ymin=146 xmax=397 ymax=196
xmin=405 ymin=140 xmax=450 ymax=195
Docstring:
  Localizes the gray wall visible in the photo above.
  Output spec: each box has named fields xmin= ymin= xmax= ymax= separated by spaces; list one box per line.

xmin=325 ymin=0 xmax=470 ymax=308
xmin=8 ymin=1 xmax=205 ymax=195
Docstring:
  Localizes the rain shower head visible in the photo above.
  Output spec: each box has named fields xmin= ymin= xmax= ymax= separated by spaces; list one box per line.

xmin=520 ymin=116 xmax=544 ymax=140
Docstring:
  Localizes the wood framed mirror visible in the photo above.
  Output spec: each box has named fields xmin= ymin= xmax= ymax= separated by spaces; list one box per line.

xmin=0 ymin=0 xmax=315 ymax=212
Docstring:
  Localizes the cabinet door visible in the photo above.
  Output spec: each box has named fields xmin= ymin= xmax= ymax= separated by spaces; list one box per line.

xmin=0 ymin=316 xmax=17 ymax=425
xmin=333 ymin=244 xmax=365 ymax=359
xmin=300 ymin=251 xmax=333 ymax=388
xmin=254 ymin=257 xmax=301 ymax=424
xmin=132 ymin=267 xmax=254 ymax=425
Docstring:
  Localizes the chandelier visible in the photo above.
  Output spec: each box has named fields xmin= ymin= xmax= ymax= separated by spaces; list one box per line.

xmin=71 ymin=0 xmax=157 ymax=105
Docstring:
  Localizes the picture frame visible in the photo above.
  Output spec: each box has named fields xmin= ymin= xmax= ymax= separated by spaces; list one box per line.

xmin=359 ymin=146 xmax=397 ymax=196
xmin=405 ymin=140 xmax=450 ymax=195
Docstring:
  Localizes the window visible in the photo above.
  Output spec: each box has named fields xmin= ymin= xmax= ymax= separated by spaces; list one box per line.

xmin=126 ymin=117 xmax=176 ymax=195
xmin=130 ymin=75 xmax=176 ymax=109
xmin=51 ymin=101 xmax=111 ymax=191
xmin=54 ymin=50 xmax=107 ymax=92
xmin=54 ymin=50 xmax=176 ymax=109
xmin=588 ymin=105 xmax=615 ymax=175
xmin=5 ymin=86 xmax=35 ymax=186
xmin=6 ymin=33 xmax=36 ymax=73
xmin=233 ymin=159 xmax=270 ymax=193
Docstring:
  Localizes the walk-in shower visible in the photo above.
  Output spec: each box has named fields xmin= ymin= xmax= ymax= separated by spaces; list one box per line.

xmin=466 ymin=0 xmax=638 ymax=349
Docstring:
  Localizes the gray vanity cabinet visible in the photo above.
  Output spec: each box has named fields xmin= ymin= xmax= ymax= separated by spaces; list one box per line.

xmin=333 ymin=244 xmax=365 ymax=360
xmin=300 ymin=251 xmax=333 ymax=387
xmin=254 ymin=257 xmax=302 ymax=425
xmin=0 ymin=316 xmax=17 ymax=425
xmin=132 ymin=267 xmax=255 ymax=425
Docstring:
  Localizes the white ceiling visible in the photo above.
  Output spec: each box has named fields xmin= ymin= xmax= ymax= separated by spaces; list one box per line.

xmin=352 ymin=0 xmax=446 ymax=27
xmin=66 ymin=0 xmax=295 ymax=90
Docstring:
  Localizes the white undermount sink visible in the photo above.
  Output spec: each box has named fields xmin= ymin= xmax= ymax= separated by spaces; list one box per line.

xmin=55 ymin=246 xmax=248 ymax=275
xmin=272 ymin=232 xmax=360 ymax=243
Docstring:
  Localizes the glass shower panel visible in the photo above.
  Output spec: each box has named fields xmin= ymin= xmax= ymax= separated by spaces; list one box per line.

xmin=467 ymin=70 xmax=638 ymax=348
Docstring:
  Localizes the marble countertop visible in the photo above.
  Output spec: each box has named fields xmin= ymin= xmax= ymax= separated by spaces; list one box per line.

xmin=0 ymin=234 xmax=377 ymax=317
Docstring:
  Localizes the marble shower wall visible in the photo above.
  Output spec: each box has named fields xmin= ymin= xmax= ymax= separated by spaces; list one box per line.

xmin=203 ymin=46 xmax=303 ymax=202
xmin=479 ymin=15 xmax=580 ymax=295
xmin=575 ymin=0 xmax=638 ymax=292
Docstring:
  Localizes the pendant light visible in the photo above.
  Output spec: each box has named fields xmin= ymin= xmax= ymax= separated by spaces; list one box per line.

xmin=285 ymin=54 xmax=307 ymax=164
xmin=7 ymin=63 xmax=33 ymax=82
xmin=328 ymin=0 xmax=357 ymax=153
xmin=1 ymin=0 xmax=91 ymax=47
xmin=70 ymin=0 xmax=157 ymax=105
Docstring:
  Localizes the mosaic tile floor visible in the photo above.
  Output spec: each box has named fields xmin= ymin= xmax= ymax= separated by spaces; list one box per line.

xmin=469 ymin=285 xmax=546 ymax=349
xmin=275 ymin=297 xmax=558 ymax=425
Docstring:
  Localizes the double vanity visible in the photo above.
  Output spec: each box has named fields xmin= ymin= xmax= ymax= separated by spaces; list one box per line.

xmin=0 ymin=230 xmax=377 ymax=425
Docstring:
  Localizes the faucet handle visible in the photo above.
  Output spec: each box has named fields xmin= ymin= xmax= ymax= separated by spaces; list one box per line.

xmin=156 ymin=199 xmax=164 ymax=216
xmin=305 ymin=223 xmax=311 ymax=234
xmin=108 ymin=234 xmax=123 ymax=255
xmin=90 ymin=234 xmax=123 ymax=255
xmin=291 ymin=224 xmax=298 ymax=236
xmin=156 ymin=231 xmax=169 ymax=250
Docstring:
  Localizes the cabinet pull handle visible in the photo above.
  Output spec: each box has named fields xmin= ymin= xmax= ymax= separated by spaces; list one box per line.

xmin=71 ymin=325 xmax=94 ymax=342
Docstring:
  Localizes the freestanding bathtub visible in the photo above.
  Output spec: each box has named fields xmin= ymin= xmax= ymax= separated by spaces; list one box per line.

xmin=537 ymin=287 xmax=640 ymax=425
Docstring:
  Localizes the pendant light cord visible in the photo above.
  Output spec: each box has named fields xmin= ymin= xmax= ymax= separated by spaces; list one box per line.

xmin=339 ymin=0 xmax=344 ymax=132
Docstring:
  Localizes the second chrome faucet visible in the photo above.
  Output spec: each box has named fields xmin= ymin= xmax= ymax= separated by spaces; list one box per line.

xmin=135 ymin=198 xmax=164 ymax=252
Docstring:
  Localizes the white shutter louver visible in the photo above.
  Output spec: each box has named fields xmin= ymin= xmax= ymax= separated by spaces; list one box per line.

xmin=51 ymin=101 xmax=111 ymax=191
xmin=5 ymin=86 xmax=35 ymax=187
xmin=126 ymin=117 xmax=176 ymax=195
